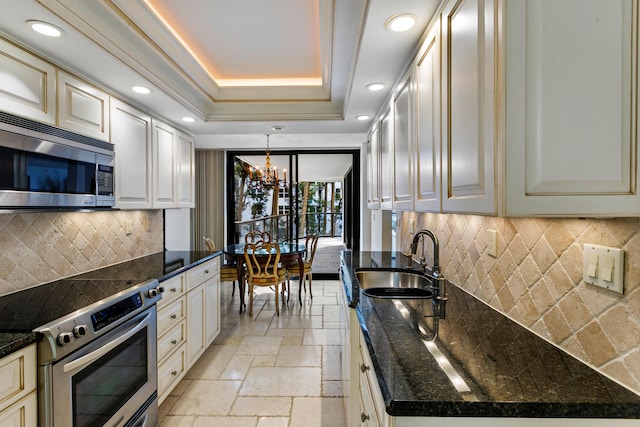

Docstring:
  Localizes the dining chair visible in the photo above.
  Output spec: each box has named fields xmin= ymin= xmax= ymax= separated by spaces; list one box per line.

xmin=244 ymin=241 xmax=287 ymax=315
xmin=203 ymin=236 xmax=239 ymax=296
xmin=244 ymin=230 xmax=272 ymax=244
xmin=284 ymin=234 xmax=319 ymax=301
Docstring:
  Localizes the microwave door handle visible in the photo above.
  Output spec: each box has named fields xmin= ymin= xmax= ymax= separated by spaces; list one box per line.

xmin=62 ymin=311 xmax=152 ymax=373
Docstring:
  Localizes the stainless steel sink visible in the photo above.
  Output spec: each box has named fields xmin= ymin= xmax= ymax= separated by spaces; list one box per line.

xmin=356 ymin=269 xmax=434 ymax=299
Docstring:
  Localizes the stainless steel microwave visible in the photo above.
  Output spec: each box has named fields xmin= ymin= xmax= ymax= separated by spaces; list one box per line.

xmin=0 ymin=113 xmax=115 ymax=209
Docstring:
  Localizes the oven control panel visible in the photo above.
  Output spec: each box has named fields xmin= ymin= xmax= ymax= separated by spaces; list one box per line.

xmin=91 ymin=293 xmax=144 ymax=331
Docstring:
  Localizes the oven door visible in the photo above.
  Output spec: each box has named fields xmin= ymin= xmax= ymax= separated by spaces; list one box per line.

xmin=50 ymin=307 xmax=158 ymax=427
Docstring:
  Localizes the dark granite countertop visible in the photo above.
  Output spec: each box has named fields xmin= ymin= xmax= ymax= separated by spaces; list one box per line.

xmin=0 ymin=250 xmax=221 ymax=359
xmin=341 ymin=251 xmax=640 ymax=419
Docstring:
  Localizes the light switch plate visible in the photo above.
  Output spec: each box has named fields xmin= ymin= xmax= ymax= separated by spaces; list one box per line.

xmin=125 ymin=219 xmax=133 ymax=235
xmin=583 ymin=244 xmax=624 ymax=294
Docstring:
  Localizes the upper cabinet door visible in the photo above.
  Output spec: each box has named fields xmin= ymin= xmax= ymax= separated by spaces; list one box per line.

xmin=152 ymin=119 xmax=177 ymax=209
xmin=441 ymin=0 xmax=497 ymax=214
xmin=57 ymin=71 xmax=110 ymax=141
xmin=393 ymin=78 xmax=414 ymax=211
xmin=367 ymin=125 xmax=381 ymax=209
xmin=379 ymin=109 xmax=394 ymax=210
xmin=111 ymin=99 xmax=152 ymax=209
xmin=414 ymin=20 xmax=442 ymax=212
xmin=505 ymin=0 xmax=640 ymax=216
xmin=176 ymin=131 xmax=195 ymax=208
xmin=0 ymin=37 xmax=56 ymax=125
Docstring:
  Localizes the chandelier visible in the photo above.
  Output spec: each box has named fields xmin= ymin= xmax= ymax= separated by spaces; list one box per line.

xmin=248 ymin=134 xmax=287 ymax=192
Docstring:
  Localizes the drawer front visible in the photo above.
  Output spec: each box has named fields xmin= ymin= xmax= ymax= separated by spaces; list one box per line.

xmin=0 ymin=344 xmax=36 ymax=412
xmin=158 ymin=274 xmax=186 ymax=309
xmin=157 ymin=297 xmax=186 ymax=336
xmin=158 ymin=344 xmax=187 ymax=405
xmin=157 ymin=320 xmax=186 ymax=363
xmin=0 ymin=391 xmax=37 ymax=427
xmin=187 ymin=258 xmax=219 ymax=291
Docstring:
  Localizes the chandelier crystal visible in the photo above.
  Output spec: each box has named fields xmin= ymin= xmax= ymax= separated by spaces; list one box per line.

xmin=248 ymin=134 xmax=287 ymax=192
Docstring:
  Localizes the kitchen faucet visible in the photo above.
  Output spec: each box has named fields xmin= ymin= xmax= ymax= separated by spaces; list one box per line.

xmin=410 ymin=229 xmax=447 ymax=320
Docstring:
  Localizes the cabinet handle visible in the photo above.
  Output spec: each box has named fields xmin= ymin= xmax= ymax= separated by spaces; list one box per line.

xmin=361 ymin=413 xmax=370 ymax=423
xmin=171 ymin=314 xmax=177 ymax=319
xmin=171 ymin=370 xmax=178 ymax=376
xmin=170 ymin=287 xmax=177 ymax=292
xmin=171 ymin=339 xmax=177 ymax=345
xmin=204 ymin=270 xmax=209 ymax=274
xmin=360 ymin=363 xmax=370 ymax=373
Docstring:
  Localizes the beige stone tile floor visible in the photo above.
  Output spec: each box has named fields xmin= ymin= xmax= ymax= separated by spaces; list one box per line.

xmin=159 ymin=279 xmax=347 ymax=427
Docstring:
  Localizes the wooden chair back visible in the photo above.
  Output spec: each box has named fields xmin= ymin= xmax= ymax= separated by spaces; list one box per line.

xmin=203 ymin=236 xmax=216 ymax=251
xmin=244 ymin=241 xmax=281 ymax=283
xmin=244 ymin=230 xmax=272 ymax=244
xmin=303 ymin=234 xmax=319 ymax=263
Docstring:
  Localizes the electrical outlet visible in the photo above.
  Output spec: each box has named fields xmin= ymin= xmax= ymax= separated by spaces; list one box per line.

xmin=583 ymin=244 xmax=624 ymax=294
xmin=125 ymin=219 xmax=133 ymax=235
xmin=487 ymin=229 xmax=497 ymax=257
xmin=409 ymin=219 xmax=415 ymax=234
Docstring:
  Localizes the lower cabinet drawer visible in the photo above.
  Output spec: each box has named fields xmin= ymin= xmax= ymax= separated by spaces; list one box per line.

xmin=157 ymin=296 xmax=186 ymax=336
xmin=0 ymin=344 xmax=36 ymax=412
xmin=158 ymin=344 xmax=187 ymax=405
xmin=0 ymin=391 xmax=37 ymax=427
xmin=158 ymin=320 xmax=186 ymax=363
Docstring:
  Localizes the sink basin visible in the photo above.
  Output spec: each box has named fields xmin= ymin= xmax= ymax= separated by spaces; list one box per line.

xmin=363 ymin=287 xmax=433 ymax=299
xmin=356 ymin=269 xmax=433 ymax=299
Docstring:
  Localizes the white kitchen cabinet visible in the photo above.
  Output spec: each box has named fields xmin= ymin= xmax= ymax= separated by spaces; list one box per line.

xmin=110 ymin=99 xmax=153 ymax=209
xmin=0 ymin=344 xmax=37 ymax=427
xmin=367 ymin=125 xmax=381 ymax=209
xmin=359 ymin=331 xmax=389 ymax=427
xmin=504 ymin=0 xmax=640 ymax=216
xmin=393 ymin=78 xmax=414 ymax=211
xmin=379 ymin=109 xmax=394 ymax=210
xmin=413 ymin=19 xmax=442 ymax=213
xmin=186 ymin=258 xmax=220 ymax=368
xmin=152 ymin=119 xmax=177 ymax=209
xmin=156 ymin=274 xmax=187 ymax=405
xmin=441 ymin=0 xmax=497 ymax=215
xmin=176 ymin=131 xmax=195 ymax=208
xmin=57 ymin=71 xmax=110 ymax=141
xmin=0 ymin=37 xmax=56 ymax=125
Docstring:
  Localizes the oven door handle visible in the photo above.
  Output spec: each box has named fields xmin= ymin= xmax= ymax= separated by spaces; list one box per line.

xmin=63 ymin=311 xmax=152 ymax=373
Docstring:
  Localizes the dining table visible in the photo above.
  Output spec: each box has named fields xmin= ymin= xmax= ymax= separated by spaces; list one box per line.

xmin=222 ymin=242 xmax=307 ymax=313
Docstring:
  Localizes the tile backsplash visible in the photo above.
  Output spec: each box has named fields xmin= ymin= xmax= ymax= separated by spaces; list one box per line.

xmin=0 ymin=210 xmax=163 ymax=296
xmin=398 ymin=212 xmax=640 ymax=395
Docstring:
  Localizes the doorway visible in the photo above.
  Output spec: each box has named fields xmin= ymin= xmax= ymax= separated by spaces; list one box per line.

xmin=225 ymin=149 xmax=360 ymax=259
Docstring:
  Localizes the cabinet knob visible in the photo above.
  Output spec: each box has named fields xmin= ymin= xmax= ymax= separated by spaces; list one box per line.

xmin=170 ymin=287 xmax=177 ymax=292
xmin=361 ymin=413 xmax=370 ymax=423
xmin=204 ymin=270 xmax=209 ymax=274
xmin=171 ymin=339 xmax=177 ymax=345
xmin=171 ymin=314 xmax=177 ymax=319
xmin=360 ymin=364 xmax=370 ymax=373
xmin=171 ymin=370 xmax=178 ymax=376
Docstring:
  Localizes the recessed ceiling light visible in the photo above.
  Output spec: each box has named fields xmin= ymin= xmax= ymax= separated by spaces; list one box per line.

xmin=26 ymin=20 xmax=63 ymax=37
xmin=271 ymin=125 xmax=285 ymax=131
xmin=356 ymin=115 xmax=370 ymax=121
xmin=132 ymin=86 xmax=151 ymax=94
xmin=366 ymin=83 xmax=385 ymax=92
xmin=182 ymin=117 xmax=196 ymax=123
xmin=385 ymin=14 xmax=417 ymax=32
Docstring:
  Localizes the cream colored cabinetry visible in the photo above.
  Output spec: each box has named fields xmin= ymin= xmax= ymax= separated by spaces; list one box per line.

xmin=110 ymin=99 xmax=153 ymax=209
xmin=379 ymin=109 xmax=394 ymax=210
xmin=414 ymin=19 xmax=442 ymax=212
xmin=359 ymin=332 xmax=389 ymax=427
xmin=156 ymin=274 xmax=187 ymax=405
xmin=57 ymin=71 xmax=110 ymax=141
xmin=367 ymin=125 xmax=381 ymax=209
xmin=393 ymin=78 xmax=414 ymax=211
xmin=0 ymin=37 xmax=56 ymax=125
xmin=152 ymin=120 xmax=195 ymax=209
xmin=186 ymin=258 xmax=220 ymax=368
xmin=504 ymin=0 xmax=640 ymax=216
xmin=0 ymin=344 xmax=37 ymax=427
xmin=176 ymin=131 xmax=195 ymax=208
xmin=441 ymin=0 xmax=497 ymax=215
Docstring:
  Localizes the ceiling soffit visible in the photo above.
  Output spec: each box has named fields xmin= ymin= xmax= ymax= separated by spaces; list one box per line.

xmin=37 ymin=0 xmax=358 ymax=122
